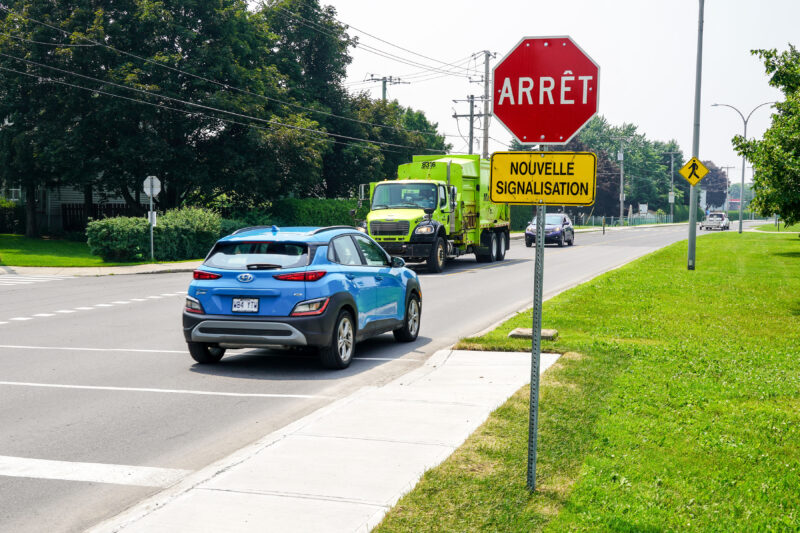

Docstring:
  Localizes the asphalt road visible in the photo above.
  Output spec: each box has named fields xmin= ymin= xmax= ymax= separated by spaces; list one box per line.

xmin=0 ymin=223 xmax=724 ymax=532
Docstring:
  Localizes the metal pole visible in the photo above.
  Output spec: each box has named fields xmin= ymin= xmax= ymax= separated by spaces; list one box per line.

xmin=670 ymin=153 xmax=675 ymax=222
xmin=149 ymin=182 xmax=154 ymax=262
xmin=619 ymin=145 xmax=624 ymax=223
xmin=527 ymin=199 xmax=545 ymax=491
xmin=468 ymin=95 xmax=475 ymax=155
xmin=382 ymin=77 xmax=387 ymax=101
xmin=687 ymin=0 xmax=705 ymax=271
xmin=482 ymin=51 xmax=491 ymax=159
xmin=739 ymin=122 xmax=747 ymax=233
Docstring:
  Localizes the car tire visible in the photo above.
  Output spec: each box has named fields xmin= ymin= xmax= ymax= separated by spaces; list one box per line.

xmin=496 ymin=231 xmax=507 ymax=261
xmin=427 ymin=237 xmax=446 ymax=273
xmin=393 ymin=293 xmax=421 ymax=342
xmin=188 ymin=342 xmax=225 ymax=364
xmin=568 ymin=233 xmax=575 ymax=246
xmin=525 ymin=237 xmax=533 ymax=248
xmin=319 ymin=309 xmax=355 ymax=369
xmin=558 ymin=232 xmax=565 ymax=247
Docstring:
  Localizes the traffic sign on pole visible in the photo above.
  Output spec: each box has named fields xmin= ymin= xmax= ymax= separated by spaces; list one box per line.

xmin=492 ymin=36 xmax=600 ymax=145
xmin=491 ymin=152 xmax=596 ymax=205
xmin=143 ymin=176 xmax=161 ymax=197
xmin=678 ymin=157 xmax=709 ymax=187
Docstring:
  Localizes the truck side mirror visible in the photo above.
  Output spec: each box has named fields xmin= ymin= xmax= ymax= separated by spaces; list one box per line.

xmin=359 ymin=184 xmax=367 ymax=201
xmin=450 ymin=186 xmax=457 ymax=210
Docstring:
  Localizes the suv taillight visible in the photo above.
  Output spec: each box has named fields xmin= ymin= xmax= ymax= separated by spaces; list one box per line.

xmin=193 ymin=270 xmax=222 ymax=280
xmin=273 ymin=271 xmax=326 ymax=282
xmin=185 ymin=296 xmax=204 ymax=314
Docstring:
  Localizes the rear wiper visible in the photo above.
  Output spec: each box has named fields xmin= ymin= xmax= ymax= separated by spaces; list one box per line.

xmin=247 ymin=263 xmax=281 ymax=270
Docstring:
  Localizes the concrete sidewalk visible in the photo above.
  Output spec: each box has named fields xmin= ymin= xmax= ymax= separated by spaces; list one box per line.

xmin=89 ymin=349 xmax=560 ymax=533
xmin=0 ymin=261 xmax=202 ymax=277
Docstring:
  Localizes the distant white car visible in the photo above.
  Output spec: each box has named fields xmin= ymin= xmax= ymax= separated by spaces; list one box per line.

xmin=700 ymin=212 xmax=730 ymax=231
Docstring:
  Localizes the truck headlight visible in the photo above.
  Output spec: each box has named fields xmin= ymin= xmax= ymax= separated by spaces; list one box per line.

xmin=414 ymin=225 xmax=434 ymax=235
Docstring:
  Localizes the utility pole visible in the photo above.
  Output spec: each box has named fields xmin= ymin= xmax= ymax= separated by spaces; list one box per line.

xmin=367 ymin=75 xmax=409 ymax=101
xmin=687 ymin=0 xmax=705 ymax=271
xmin=613 ymin=137 xmax=632 ymax=223
xmin=453 ymin=95 xmax=485 ymax=155
xmin=665 ymin=151 xmax=680 ymax=221
xmin=720 ymin=166 xmax=735 ymax=211
xmin=481 ymin=50 xmax=494 ymax=159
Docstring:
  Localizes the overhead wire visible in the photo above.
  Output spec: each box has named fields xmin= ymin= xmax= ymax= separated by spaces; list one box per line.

xmin=0 ymin=63 xmax=420 ymax=154
xmin=0 ymin=5 xmax=451 ymax=141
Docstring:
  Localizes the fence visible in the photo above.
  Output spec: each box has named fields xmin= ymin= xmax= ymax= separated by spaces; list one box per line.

xmin=575 ymin=214 xmax=674 ymax=227
xmin=61 ymin=203 xmax=140 ymax=231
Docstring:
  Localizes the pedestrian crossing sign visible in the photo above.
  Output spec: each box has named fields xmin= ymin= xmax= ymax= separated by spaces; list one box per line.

xmin=679 ymin=157 xmax=709 ymax=186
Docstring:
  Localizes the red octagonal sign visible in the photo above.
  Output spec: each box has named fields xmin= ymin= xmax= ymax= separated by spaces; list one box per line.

xmin=493 ymin=36 xmax=599 ymax=145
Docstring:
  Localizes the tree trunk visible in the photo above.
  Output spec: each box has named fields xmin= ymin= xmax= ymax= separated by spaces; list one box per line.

xmin=24 ymin=185 xmax=38 ymax=238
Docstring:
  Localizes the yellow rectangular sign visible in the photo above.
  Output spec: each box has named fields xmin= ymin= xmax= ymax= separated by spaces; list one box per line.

xmin=490 ymin=151 xmax=597 ymax=206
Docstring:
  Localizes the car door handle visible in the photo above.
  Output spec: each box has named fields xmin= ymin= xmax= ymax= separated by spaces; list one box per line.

xmin=375 ymin=276 xmax=383 ymax=281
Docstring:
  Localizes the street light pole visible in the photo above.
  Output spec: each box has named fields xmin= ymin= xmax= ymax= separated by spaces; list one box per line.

xmin=711 ymin=101 xmax=774 ymax=233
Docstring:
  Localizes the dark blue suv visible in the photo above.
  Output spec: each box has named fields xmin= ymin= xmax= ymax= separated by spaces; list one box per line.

xmin=183 ymin=226 xmax=422 ymax=369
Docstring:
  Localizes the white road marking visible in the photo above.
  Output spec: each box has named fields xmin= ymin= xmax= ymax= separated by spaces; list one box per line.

xmin=0 ymin=321 xmax=7 ymax=325
xmin=56 ymin=310 xmax=75 ymax=314
xmin=75 ymin=307 xmax=94 ymax=311
xmin=146 ymin=296 xmax=162 ymax=299
xmin=131 ymin=298 xmax=147 ymax=302
xmin=160 ymin=293 xmax=175 ymax=296
xmin=0 ymin=281 xmax=34 ymax=285
xmin=112 ymin=301 xmax=130 ymax=304
xmin=357 ymin=357 xmax=421 ymax=362
xmin=0 ymin=344 xmax=186 ymax=354
xmin=10 ymin=317 xmax=32 ymax=321
xmin=0 ymin=381 xmax=330 ymax=399
xmin=0 ymin=455 xmax=191 ymax=487
xmin=33 ymin=313 xmax=55 ymax=317
xmin=94 ymin=304 xmax=112 ymax=307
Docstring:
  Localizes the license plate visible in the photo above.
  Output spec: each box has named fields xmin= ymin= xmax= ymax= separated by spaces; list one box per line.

xmin=232 ymin=297 xmax=259 ymax=313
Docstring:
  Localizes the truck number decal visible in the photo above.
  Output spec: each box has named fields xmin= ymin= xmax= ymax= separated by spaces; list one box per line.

xmin=421 ymin=161 xmax=437 ymax=169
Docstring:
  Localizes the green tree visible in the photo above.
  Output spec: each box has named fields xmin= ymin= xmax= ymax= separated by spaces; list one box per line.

xmin=700 ymin=161 xmax=728 ymax=208
xmin=734 ymin=45 xmax=800 ymax=225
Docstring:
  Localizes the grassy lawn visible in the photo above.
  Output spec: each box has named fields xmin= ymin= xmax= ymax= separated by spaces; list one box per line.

xmin=0 ymin=234 xmax=153 ymax=267
xmin=755 ymin=222 xmax=800 ymax=232
xmin=375 ymin=232 xmax=800 ymax=532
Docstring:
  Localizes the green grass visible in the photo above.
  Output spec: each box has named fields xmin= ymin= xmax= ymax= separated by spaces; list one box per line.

xmin=375 ymin=232 xmax=800 ymax=532
xmin=0 ymin=234 xmax=196 ymax=267
xmin=755 ymin=222 xmax=800 ymax=232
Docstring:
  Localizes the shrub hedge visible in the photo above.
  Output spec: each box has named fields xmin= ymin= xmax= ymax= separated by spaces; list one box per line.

xmin=0 ymin=197 xmax=24 ymax=234
xmin=86 ymin=199 xmax=368 ymax=262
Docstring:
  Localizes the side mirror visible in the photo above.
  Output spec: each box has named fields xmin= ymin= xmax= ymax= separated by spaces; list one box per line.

xmin=358 ymin=183 xmax=367 ymax=201
xmin=423 ymin=207 xmax=435 ymax=216
xmin=450 ymin=186 xmax=457 ymax=210
xmin=391 ymin=256 xmax=405 ymax=268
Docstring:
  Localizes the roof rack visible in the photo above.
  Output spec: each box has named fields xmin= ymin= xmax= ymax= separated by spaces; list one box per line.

xmin=308 ymin=225 xmax=356 ymax=235
xmin=231 ymin=225 xmax=273 ymax=235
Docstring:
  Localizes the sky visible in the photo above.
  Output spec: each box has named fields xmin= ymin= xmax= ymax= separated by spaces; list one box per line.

xmin=326 ymin=0 xmax=797 ymax=184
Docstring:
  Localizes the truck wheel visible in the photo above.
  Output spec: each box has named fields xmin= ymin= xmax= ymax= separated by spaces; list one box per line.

xmin=188 ymin=342 xmax=225 ymax=364
xmin=496 ymin=231 xmax=507 ymax=261
xmin=427 ymin=237 xmax=446 ymax=273
xmin=393 ymin=293 xmax=421 ymax=342
xmin=487 ymin=232 xmax=498 ymax=262
xmin=319 ymin=310 xmax=355 ymax=369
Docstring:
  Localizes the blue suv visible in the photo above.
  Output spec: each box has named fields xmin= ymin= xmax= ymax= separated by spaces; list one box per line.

xmin=183 ymin=226 xmax=422 ymax=369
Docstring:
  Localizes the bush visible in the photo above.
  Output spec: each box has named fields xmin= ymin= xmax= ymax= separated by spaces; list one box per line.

xmin=86 ymin=216 xmax=150 ymax=261
xmin=154 ymin=207 xmax=221 ymax=261
xmin=0 ymin=197 xmax=24 ymax=234
xmin=270 ymin=198 xmax=366 ymax=227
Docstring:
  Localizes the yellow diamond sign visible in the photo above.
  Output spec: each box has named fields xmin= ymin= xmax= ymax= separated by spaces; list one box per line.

xmin=679 ymin=157 xmax=709 ymax=186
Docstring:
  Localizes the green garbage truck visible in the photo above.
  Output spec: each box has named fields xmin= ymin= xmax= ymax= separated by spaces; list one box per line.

xmin=360 ymin=154 xmax=510 ymax=273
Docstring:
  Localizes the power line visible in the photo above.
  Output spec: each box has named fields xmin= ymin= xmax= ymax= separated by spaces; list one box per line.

xmin=0 ymin=5 xmax=449 ymax=141
xmin=0 ymin=64 xmax=422 ymax=154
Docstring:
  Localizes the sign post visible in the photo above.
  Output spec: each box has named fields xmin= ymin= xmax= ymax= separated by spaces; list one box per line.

xmin=492 ymin=36 xmax=598 ymax=491
xmin=143 ymin=176 xmax=161 ymax=262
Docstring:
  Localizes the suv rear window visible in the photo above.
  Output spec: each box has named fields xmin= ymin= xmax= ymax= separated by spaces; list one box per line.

xmin=204 ymin=241 xmax=309 ymax=270
xmin=709 ymin=214 xmax=723 ymax=219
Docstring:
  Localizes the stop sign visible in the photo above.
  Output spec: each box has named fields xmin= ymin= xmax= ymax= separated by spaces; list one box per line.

xmin=493 ymin=36 xmax=599 ymax=145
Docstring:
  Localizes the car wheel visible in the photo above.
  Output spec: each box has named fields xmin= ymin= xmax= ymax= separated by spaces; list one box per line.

xmin=525 ymin=237 xmax=533 ymax=248
xmin=319 ymin=309 xmax=355 ymax=369
xmin=568 ymin=232 xmax=575 ymax=246
xmin=188 ymin=342 xmax=225 ymax=364
xmin=393 ymin=294 xmax=421 ymax=342
xmin=427 ymin=237 xmax=446 ymax=273
xmin=558 ymin=232 xmax=565 ymax=247
xmin=496 ymin=231 xmax=507 ymax=261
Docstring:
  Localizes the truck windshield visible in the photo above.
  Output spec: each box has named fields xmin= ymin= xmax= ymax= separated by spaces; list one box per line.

xmin=372 ymin=182 xmax=438 ymax=210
